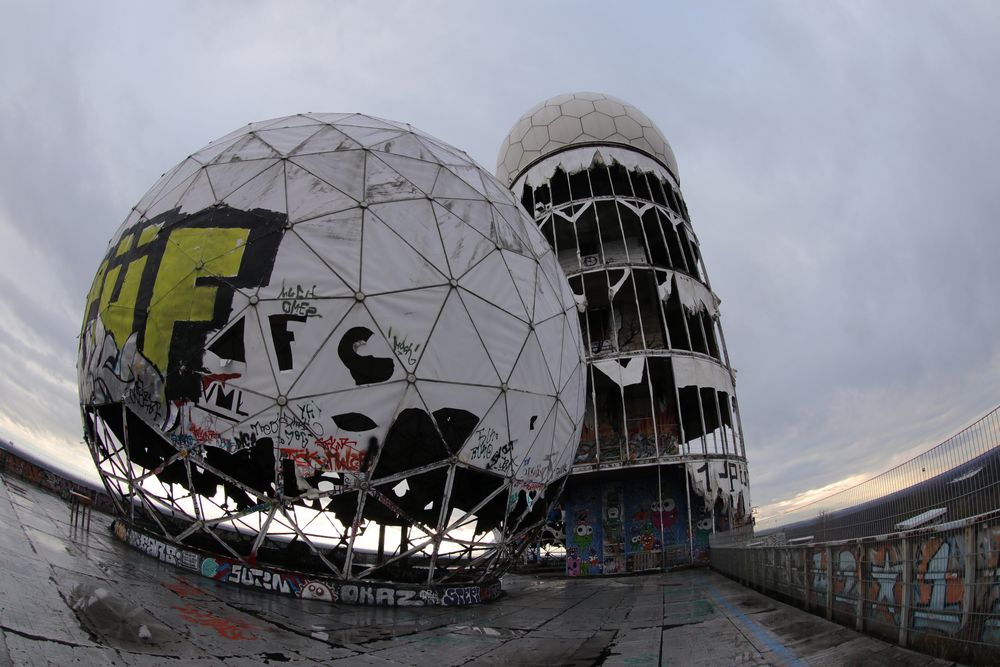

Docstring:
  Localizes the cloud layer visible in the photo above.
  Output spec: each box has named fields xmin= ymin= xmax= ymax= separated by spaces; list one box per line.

xmin=2 ymin=1 xmax=998 ymax=512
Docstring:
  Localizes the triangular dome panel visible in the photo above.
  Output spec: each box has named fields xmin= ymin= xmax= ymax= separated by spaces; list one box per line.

xmin=360 ymin=214 xmax=448 ymax=295
xmin=432 ymin=201 xmax=493 ymax=279
xmin=362 ymin=286 xmax=449 ymax=374
xmin=506 ymin=330 xmax=556 ymax=396
xmin=417 ymin=291 xmax=500 ymax=386
xmin=368 ymin=198 xmax=447 ymax=271
xmin=205 ymin=158 xmax=279 ymax=203
xmin=460 ymin=290 xmax=530 ymax=384
xmin=223 ymin=162 xmax=287 ymax=215
xmin=290 ymin=125 xmax=362 ymax=155
xmin=291 ymin=208 xmax=364 ymax=293
xmin=290 ymin=150 xmax=365 ymax=202
xmin=370 ymin=152 xmax=441 ymax=194
xmin=459 ymin=250 xmax=528 ymax=321
xmin=285 ymin=160 xmax=357 ymax=223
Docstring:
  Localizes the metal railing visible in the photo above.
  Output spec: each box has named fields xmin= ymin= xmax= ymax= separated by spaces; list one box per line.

xmin=711 ymin=404 xmax=1000 ymax=664
xmin=712 ymin=511 xmax=1000 ymax=664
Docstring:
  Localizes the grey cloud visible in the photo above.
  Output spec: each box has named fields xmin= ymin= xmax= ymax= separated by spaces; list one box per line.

xmin=1 ymin=1 xmax=998 ymax=517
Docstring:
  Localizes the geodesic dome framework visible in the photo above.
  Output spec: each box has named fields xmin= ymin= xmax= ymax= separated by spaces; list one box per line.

xmin=78 ymin=113 xmax=586 ymax=592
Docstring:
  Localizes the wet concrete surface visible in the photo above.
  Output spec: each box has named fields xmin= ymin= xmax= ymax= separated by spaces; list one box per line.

xmin=0 ymin=473 xmax=963 ymax=666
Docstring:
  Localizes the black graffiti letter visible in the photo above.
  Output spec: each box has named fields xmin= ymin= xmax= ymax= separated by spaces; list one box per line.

xmin=269 ymin=314 xmax=307 ymax=371
xmin=337 ymin=327 xmax=394 ymax=385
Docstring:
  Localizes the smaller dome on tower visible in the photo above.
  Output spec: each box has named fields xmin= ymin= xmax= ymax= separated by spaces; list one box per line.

xmin=496 ymin=92 xmax=679 ymax=186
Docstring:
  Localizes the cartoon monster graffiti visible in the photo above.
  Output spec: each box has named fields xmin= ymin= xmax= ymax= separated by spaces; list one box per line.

xmin=651 ymin=497 xmax=678 ymax=532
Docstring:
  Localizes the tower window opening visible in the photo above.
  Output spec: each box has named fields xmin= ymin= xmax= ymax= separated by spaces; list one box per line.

xmin=663 ymin=283 xmax=692 ymax=352
xmin=585 ymin=307 xmax=613 ymax=354
xmin=588 ymin=165 xmax=613 ymax=198
xmin=677 ymin=227 xmax=700 ymax=280
xmin=608 ymin=163 xmax=634 ymax=198
xmin=629 ymin=168 xmax=652 ymax=201
xmin=550 ymin=168 xmax=571 ymax=207
xmin=648 ymin=175 xmax=668 ymax=207
xmin=568 ymin=168 xmax=592 ymax=201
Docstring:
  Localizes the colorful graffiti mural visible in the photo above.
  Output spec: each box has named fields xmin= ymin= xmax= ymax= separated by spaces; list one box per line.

xmin=562 ymin=465 xmax=708 ymax=575
xmin=116 ymin=521 xmax=501 ymax=607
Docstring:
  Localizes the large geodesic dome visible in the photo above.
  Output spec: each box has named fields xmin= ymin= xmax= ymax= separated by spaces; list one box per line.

xmin=78 ymin=113 xmax=586 ymax=592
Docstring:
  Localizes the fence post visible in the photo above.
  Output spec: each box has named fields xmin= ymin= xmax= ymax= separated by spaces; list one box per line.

xmin=826 ymin=545 xmax=834 ymax=621
xmin=855 ymin=543 xmax=864 ymax=632
xmin=803 ymin=546 xmax=811 ymax=609
xmin=962 ymin=524 xmax=976 ymax=634
xmin=899 ymin=534 xmax=912 ymax=647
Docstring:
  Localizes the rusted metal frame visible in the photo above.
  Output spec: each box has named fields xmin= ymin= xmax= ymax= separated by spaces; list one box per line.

xmin=692 ymin=374 xmax=711 ymax=466
xmin=644 ymin=251 xmax=678 ymax=459
xmin=614 ymin=171 xmax=651 ymax=355
xmin=86 ymin=413 xmax=131 ymax=518
xmin=342 ymin=487 xmax=370 ymax=577
xmin=119 ymin=414 xmax=177 ymax=540
xmin=638 ymin=208 xmax=674 ymax=352
xmin=561 ymin=204 xmax=602 ymax=467
xmin=378 ymin=528 xmax=473 ymax=579
xmin=357 ymin=511 xmax=464 ymax=579
xmin=672 ymin=378 xmax=690 ymax=458
xmin=425 ymin=464 xmax=457 ymax=585
xmin=430 ymin=478 xmax=510 ymax=539
xmin=88 ymin=408 xmax=128 ymax=468
xmin=270 ymin=504 xmax=343 ymax=577
xmin=614 ymin=206 xmax=658 ymax=466
xmin=249 ymin=503 xmax=279 ymax=556
xmin=117 ymin=405 xmax=138 ymax=523
xmin=369 ymin=460 xmax=452 ymax=489
xmin=706 ymin=388 xmax=726 ymax=457
xmin=578 ymin=239 xmax=608 ymax=465
xmin=597 ymin=164 xmax=637 ymax=464
xmin=180 ymin=456 xmax=205 ymax=527
xmin=440 ymin=539 xmax=505 ymax=582
xmin=665 ymin=212 xmax=692 ymax=274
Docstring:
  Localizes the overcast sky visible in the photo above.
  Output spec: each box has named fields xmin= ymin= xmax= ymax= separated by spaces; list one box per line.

xmin=2 ymin=1 xmax=998 ymax=520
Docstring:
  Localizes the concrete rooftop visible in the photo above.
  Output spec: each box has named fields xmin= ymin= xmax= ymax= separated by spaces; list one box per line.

xmin=0 ymin=473 xmax=962 ymax=666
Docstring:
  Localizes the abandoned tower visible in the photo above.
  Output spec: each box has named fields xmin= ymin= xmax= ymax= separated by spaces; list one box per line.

xmin=497 ymin=93 xmax=751 ymax=574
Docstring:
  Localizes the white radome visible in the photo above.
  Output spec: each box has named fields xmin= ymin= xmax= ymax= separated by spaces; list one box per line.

xmin=496 ymin=92 xmax=679 ymax=187
xmin=78 ymin=113 xmax=586 ymax=579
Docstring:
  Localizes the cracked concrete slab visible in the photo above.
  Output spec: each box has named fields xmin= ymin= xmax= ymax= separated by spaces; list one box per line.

xmin=0 ymin=473 xmax=965 ymax=666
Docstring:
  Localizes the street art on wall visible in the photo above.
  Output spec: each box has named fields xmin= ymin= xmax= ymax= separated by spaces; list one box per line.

xmin=0 ymin=445 xmax=114 ymax=512
xmin=79 ymin=113 xmax=586 ymax=587
xmin=866 ymin=543 xmax=903 ymax=631
xmin=563 ymin=465 xmax=699 ymax=575
xmin=687 ymin=458 xmax=748 ymax=515
xmin=912 ymin=534 xmax=964 ymax=635
xmin=115 ymin=520 xmax=500 ymax=607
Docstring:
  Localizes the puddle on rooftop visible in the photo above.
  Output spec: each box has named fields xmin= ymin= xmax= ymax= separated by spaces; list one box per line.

xmin=68 ymin=583 xmax=180 ymax=652
xmin=446 ymin=624 xmax=524 ymax=639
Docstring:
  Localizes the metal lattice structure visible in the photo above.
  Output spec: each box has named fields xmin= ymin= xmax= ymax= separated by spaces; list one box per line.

xmin=78 ymin=113 xmax=586 ymax=588
xmin=497 ymin=93 xmax=751 ymax=572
